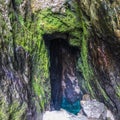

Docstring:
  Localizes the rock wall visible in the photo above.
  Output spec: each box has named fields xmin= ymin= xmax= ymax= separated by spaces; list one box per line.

xmin=0 ymin=0 xmax=36 ymax=120
xmin=31 ymin=0 xmax=66 ymax=13
xmin=0 ymin=0 xmax=120 ymax=120
xmin=77 ymin=0 xmax=120 ymax=119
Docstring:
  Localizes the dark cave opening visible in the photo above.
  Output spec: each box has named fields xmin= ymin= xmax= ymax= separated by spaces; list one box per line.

xmin=44 ymin=33 xmax=81 ymax=114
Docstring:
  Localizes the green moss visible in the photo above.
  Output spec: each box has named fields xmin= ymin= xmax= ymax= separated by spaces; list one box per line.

xmin=31 ymin=39 xmax=50 ymax=111
xmin=35 ymin=8 xmax=82 ymax=46
xmin=13 ymin=5 xmax=83 ymax=111
xmin=77 ymin=21 xmax=110 ymax=99
xmin=0 ymin=98 xmax=26 ymax=120
xmin=0 ymin=0 xmax=115 ymax=116
xmin=11 ymin=0 xmax=111 ymax=112
xmin=9 ymin=1 xmax=111 ymax=112
xmin=15 ymin=0 xmax=23 ymax=5
xmin=37 ymin=9 xmax=81 ymax=33
xmin=74 ymin=3 xmax=95 ymax=97
xmin=0 ymin=99 xmax=8 ymax=120
xmin=31 ymin=7 xmax=83 ymax=109
xmin=115 ymin=84 xmax=120 ymax=98
xmin=75 ymin=4 xmax=110 ymax=100
xmin=69 ymin=30 xmax=82 ymax=46
xmin=9 ymin=101 xmax=27 ymax=120
xmin=23 ymin=3 xmax=91 ymax=108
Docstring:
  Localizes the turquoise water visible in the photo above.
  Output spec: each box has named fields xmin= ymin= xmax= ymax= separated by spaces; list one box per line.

xmin=61 ymin=97 xmax=81 ymax=115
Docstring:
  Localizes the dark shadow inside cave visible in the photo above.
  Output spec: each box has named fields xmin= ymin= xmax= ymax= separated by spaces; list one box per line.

xmin=43 ymin=33 xmax=82 ymax=114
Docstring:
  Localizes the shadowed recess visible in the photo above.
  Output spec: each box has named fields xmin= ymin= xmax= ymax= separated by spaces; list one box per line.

xmin=43 ymin=33 xmax=82 ymax=115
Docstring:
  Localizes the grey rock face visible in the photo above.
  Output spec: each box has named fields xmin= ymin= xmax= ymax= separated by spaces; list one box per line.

xmin=31 ymin=0 xmax=66 ymax=12
xmin=81 ymin=100 xmax=107 ymax=119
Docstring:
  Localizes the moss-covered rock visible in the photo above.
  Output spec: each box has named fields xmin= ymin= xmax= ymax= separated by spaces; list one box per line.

xmin=0 ymin=0 xmax=120 ymax=119
xmin=78 ymin=1 xmax=120 ymax=119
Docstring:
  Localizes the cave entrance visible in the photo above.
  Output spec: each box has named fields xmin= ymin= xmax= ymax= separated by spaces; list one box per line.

xmin=44 ymin=33 xmax=81 ymax=114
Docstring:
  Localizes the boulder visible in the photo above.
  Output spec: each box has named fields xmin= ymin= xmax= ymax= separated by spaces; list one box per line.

xmin=81 ymin=100 xmax=107 ymax=119
xmin=43 ymin=96 xmax=115 ymax=120
xmin=43 ymin=109 xmax=88 ymax=120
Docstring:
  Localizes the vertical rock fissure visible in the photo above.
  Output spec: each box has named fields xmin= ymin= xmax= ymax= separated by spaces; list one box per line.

xmin=49 ymin=39 xmax=63 ymax=110
xmin=44 ymin=36 xmax=81 ymax=114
